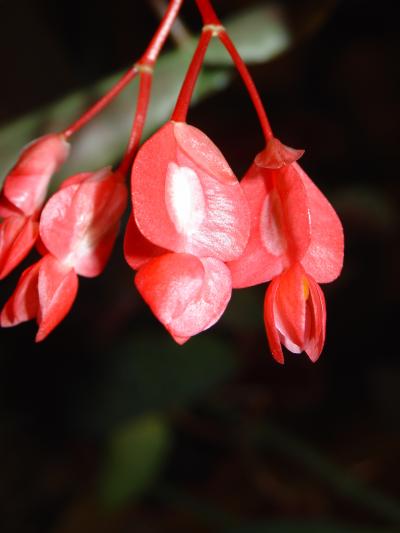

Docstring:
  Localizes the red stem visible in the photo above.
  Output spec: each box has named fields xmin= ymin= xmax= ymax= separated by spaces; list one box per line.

xmin=194 ymin=0 xmax=220 ymax=25
xmin=117 ymin=71 xmax=153 ymax=176
xmin=195 ymin=0 xmax=273 ymax=142
xmin=63 ymin=67 xmax=138 ymax=139
xmin=63 ymin=0 xmax=184 ymax=139
xmin=218 ymin=31 xmax=273 ymax=141
xmin=171 ymin=29 xmax=212 ymax=122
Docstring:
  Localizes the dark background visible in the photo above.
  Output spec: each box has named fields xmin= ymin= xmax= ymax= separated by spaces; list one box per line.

xmin=0 ymin=1 xmax=399 ymax=532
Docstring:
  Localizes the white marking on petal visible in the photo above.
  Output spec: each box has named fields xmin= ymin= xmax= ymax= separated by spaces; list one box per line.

xmin=260 ymin=190 xmax=287 ymax=256
xmin=165 ymin=162 xmax=206 ymax=236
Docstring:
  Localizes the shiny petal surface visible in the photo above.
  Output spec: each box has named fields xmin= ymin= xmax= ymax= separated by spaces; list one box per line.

xmin=40 ymin=169 xmax=127 ymax=277
xmin=2 ymin=134 xmax=70 ymax=216
xmin=36 ymin=255 xmax=78 ymax=341
xmin=124 ymin=214 xmax=166 ymax=270
xmin=1 ymin=261 xmax=40 ymax=327
xmin=135 ymin=252 xmax=232 ymax=341
xmin=296 ymin=163 xmax=344 ymax=283
xmin=132 ymin=122 xmax=250 ymax=261
xmin=0 ymin=215 xmax=38 ymax=279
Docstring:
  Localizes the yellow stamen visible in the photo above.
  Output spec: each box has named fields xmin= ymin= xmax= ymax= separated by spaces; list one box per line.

xmin=302 ymin=277 xmax=310 ymax=301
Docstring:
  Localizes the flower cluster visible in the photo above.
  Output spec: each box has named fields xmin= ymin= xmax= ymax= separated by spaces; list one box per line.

xmin=0 ymin=0 xmax=343 ymax=362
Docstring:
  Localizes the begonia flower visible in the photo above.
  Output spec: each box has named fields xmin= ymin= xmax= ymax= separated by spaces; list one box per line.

xmin=264 ymin=262 xmax=326 ymax=364
xmin=124 ymin=121 xmax=250 ymax=343
xmin=1 ymin=168 xmax=127 ymax=340
xmin=0 ymin=134 xmax=70 ymax=279
xmin=228 ymin=137 xmax=344 ymax=363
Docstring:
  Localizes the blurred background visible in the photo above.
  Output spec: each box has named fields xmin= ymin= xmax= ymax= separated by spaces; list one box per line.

xmin=0 ymin=0 xmax=399 ymax=531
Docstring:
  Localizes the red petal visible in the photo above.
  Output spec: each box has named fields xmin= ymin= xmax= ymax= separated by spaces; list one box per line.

xmin=296 ymin=163 xmax=344 ymax=283
xmin=273 ymin=164 xmax=311 ymax=263
xmin=1 ymin=261 xmax=40 ymax=327
xmin=304 ymin=277 xmax=326 ymax=362
xmin=135 ymin=252 xmax=232 ymax=340
xmin=59 ymin=172 xmax=92 ymax=189
xmin=0 ymin=194 xmax=21 ymax=217
xmin=0 ymin=215 xmax=38 ymax=279
xmin=36 ymin=255 xmax=78 ymax=341
xmin=228 ymin=163 xmax=283 ymax=288
xmin=174 ymin=121 xmax=236 ymax=182
xmin=274 ymin=263 xmax=308 ymax=350
xmin=3 ymin=134 xmax=70 ymax=216
xmin=255 ymin=137 xmax=304 ymax=169
xmin=124 ymin=214 xmax=166 ymax=270
xmin=40 ymin=169 xmax=127 ymax=277
xmin=264 ymin=278 xmax=284 ymax=364
xmin=132 ymin=122 xmax=250 ymax=262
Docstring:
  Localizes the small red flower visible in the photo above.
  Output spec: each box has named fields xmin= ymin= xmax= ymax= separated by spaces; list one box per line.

xmin=1 ymin=168 xmax=127 ymax=340
xmin=264 ymin=262 xmax=326 ymax=364
xmin=124 ymin=121 xmax=250 ymax=343
xmin=0 ymin=134 xmax=70 ymax=278
xmin=228 ymin=137 xmax=344 ymax=362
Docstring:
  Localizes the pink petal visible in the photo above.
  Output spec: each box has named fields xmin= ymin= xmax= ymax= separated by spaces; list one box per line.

xmin=296 ymin=163 xmax=344 ymax=283
xmin=3 ymin=134 xmax=70 ymax=216
xmin=132 ymin=122 xmax=250 ymax=262
xmin=36 ymin=255 xmax=78 ymax=341
xmin=264 ymin=278 xmax=284 ymax=364
xmin=40 ymin=169 xmax=127 ymax=277
xmin=0 ymin=215 xmax=38 ymax=279
xmin=135 ymin=252 xmax=232 ymax=341
xmin=1 ymin=261 xmax=41 ymax=327
xmin=124 ymin=214 xmax=166 ymax=270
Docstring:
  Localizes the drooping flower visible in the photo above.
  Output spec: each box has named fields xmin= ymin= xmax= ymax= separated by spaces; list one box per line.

xmin=0 ymin=134 xmax=70 ymax=279
xmin=264 ymin=262 xmax=326 ymax=364
xmin=228 ymin=137 xmax=344 ymax=363
xmin=1 ymin=168 xmax=127 ymax=340
xmin=124 ymin=120 xmax=250 ymax=343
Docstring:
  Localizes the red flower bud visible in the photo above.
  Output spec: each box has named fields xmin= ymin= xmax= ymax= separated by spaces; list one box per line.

xmin=0 ymin=255 xmax=78 ymax=342
xmin=0 ymin=134 xmax=70 ymax=217
xmin=0 ymin=134 xmax=70 ymax=279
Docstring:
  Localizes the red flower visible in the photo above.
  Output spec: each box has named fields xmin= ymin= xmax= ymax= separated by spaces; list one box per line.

xmin=264 ymin=262 xmax=326 ymax=364
xmin=1 ymin=168 xmax=127 ymax=340
xmin=228 ymin=137 xmax=344 ymax=362
xmin=124 ymin=121 xmax=250 ymax=343
xmin=0 ymin=134 xmax=70 ymax=279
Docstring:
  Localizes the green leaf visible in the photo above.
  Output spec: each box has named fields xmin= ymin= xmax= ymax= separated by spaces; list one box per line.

xmin=79 ymin=334 xmax=237 ymax=434
xmin=98 ymin=414 xmax=171 ymax=509
xmin=205 ymin=3 xmax=291 ymax=66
